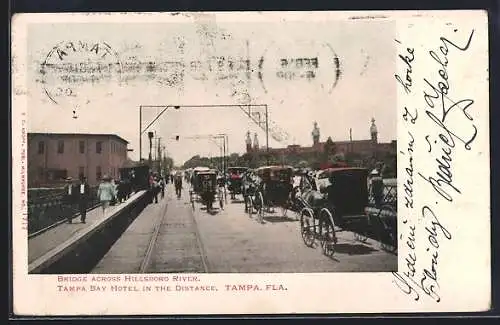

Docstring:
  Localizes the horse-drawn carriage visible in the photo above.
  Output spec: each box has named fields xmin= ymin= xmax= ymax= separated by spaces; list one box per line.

xmin=295 ymin=167 xmax=397 ymax=257
xmin=226 ymin=167 xmax=248 ymax=199
xmin=189 ymin=168 xmax=224 ymax=212
xmin=243 ymin=165 xmax=294 ymax=223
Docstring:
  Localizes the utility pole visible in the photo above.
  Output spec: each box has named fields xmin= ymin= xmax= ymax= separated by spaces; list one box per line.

xmin=148 ymin=131 xmax=154 ymax=167
xmin=157 ymin=137 xmax=162 ymax=174
xmin=349 ymin=128 xmax=353 ymax=153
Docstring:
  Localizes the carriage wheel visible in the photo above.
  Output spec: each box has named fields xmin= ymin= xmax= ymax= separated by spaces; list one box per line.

xmin=319 ymin=210 xmax=337 ymax=257
xmin=256 ymin=192 xmax=265 ymax=224
xmin=280 ymin=204 xmax=288 ymax=218
xmin=246 ymin=196 xmax=253 ymax=218
xmin=300 ymin=209 xmax=315 ymax=247
xmin=368 ymin=207 xmax=393 ymax=253
xmin=377 ymin=205 xmax=397 ymax=253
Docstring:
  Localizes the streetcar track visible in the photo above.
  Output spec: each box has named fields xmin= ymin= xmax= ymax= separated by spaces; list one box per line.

xmin=139 ymin=200 xmax=169 ymax=273
xmin=189 ymin=204 xmax=210 ymax=273
xmin=139 ymin=187 xmax=210 ymax=273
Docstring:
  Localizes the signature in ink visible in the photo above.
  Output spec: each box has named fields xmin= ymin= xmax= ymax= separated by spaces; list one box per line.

xmin=418 ymin=30 xmax=477 ymax=202
xmin=422 ymin=30 xmax=477 ymax=151
xmin=418 ymin=131 xmax=460 ymax=202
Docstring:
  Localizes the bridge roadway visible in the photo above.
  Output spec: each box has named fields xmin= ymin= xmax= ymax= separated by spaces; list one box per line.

xmin=92 ymin=183 xmax=397 ymax=273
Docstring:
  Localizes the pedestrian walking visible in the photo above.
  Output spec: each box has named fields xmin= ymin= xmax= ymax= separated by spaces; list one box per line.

xmin=116 ymin=179 xmax=126 ymax=203
xmin=62 ymin=177 xmax=77 ymax=223
xmin=77 ymin=175 xmax=90 ymax=223
xmin=149 ymin=174 xmax=158 ymax=203
xmin=110 ymin=178 xmax=118 ymax=206
xmin=130 ymin=170 xmax=137 ymax=194
xmin=151 ymin=176 xmax=160 ymax=204
xmin=160 ymin=177 xmax=165 ymax=199
xmin=174 ymin=172 xmax=183 ymax=199
xmin=97 ymin=174 xmax=116 ymax=216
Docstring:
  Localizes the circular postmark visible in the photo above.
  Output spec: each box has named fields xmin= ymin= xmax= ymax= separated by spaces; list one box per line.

xmin=39 ymin=41 xmax=122 ymax=112
xmin=257 ymin=40 xmax=342 ymax=95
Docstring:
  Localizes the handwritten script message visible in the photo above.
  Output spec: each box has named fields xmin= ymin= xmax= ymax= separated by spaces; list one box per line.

xmin=393 ymin=28 xmax=476 ymax=303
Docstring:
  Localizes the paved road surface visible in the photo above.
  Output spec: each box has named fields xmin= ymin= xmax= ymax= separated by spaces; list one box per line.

xmin=92 ymin=184 xmax=396 ymax=273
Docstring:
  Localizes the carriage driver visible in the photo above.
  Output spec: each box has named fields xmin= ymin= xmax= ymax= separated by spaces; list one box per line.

xmin=370 ymin=169 xmax=384 ymax=207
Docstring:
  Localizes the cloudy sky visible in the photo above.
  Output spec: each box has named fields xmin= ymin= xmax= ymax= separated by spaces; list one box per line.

xmin=24 ymin=12 xmax=396 ymax=165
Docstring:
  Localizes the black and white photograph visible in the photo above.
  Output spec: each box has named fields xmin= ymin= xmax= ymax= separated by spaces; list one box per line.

xmin=11 ymin=11 xmax=490 ymax=315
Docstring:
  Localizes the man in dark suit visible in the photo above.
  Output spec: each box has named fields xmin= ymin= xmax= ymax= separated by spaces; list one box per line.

xmin=63 ymin=177 xmax=77 ymax=223
xmin=77 ymin=175 xmax=91 ymax=223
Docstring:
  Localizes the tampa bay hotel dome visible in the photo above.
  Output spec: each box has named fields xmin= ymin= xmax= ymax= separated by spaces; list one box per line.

xmin=244 ymin=118 xmax=395 ymax=157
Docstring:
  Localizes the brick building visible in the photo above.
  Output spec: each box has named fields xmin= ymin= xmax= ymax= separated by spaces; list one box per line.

xmin=246 ymin=118 xmax=396 ymax=159
xmin=28 ymin=133 xmax=129 ymax=187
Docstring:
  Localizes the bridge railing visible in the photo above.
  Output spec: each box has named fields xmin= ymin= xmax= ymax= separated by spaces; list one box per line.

xmin=368 ymin=182 xmax=397 ymax=208
xmin=27 ymin=186 xmax=101 ymax=235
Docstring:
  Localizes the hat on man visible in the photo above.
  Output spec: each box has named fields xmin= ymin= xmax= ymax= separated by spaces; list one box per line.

xmin=102 ymin=174 xmax=111 ymax=181
xmin=65 ymin=177 xmax=73 ymax=181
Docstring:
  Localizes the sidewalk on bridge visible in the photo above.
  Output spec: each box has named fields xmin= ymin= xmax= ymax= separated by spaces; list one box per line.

xmin=91 ymin=189 xmax=169 ymax=273
xmin=28 ymin=191 xmax=147 ymax=264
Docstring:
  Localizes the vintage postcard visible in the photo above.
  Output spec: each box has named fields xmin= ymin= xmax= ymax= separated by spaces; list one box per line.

xmin=11 ymin=11 xmax=490 ymax=315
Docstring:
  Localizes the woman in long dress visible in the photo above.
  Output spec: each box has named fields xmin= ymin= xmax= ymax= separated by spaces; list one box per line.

xmin=97 ymin=174 xmax=116 ymax=215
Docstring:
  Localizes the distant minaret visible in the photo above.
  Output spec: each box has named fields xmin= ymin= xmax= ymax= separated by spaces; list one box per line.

xmin=312 ymin=121 xmax=320 ymax=146
xmin=245 ymin=131 xmax=252 ymax=153
xmin=253 ymin=133 xmax=259 ymax=150
xmin=370 ymin=118 xmax=378 ymax=144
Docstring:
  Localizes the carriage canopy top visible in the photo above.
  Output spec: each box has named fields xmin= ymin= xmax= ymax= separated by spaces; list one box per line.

xmin=255 ymin=165 xmax=294 ymax=172
xmin=197 ymin=169 xmax=218 ymax=175
xmin=193 ymin=166 xmax=211 ymax=172
xmin=227 ymin=167 xmax=248 ymax=173
xmin=255 ymin=165 xmax=294 ymax=182
xmin=316 ymin=167 xmax=368 ymax=178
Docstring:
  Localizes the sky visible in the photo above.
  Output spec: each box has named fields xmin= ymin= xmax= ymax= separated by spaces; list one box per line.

xmin=25 ymin=13 xmax=397 ymax=165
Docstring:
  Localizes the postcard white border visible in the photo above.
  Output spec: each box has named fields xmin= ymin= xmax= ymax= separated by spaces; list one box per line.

xmin=11 ymin=10 xmax=491 ymax=315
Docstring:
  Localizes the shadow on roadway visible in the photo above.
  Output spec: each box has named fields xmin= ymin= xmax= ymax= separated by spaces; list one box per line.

xmin=197 ymin=206 xmax=224 ymax=216
xmin=262 ymin=216 xmax=299 ymax=223
xmin=333 ymin=243 xmax=378 ymax=255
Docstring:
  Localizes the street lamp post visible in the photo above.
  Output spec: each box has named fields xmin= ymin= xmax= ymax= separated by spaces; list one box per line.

xmin=139 ymin=105 xmax=181 ymax=162
xmin=148 ymin=131 xmax=154 ymax=166
xmin=265 ymin=104 xmax=269 ymax=165
xmin=176 ymin=133 xmax=227 ymax=171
